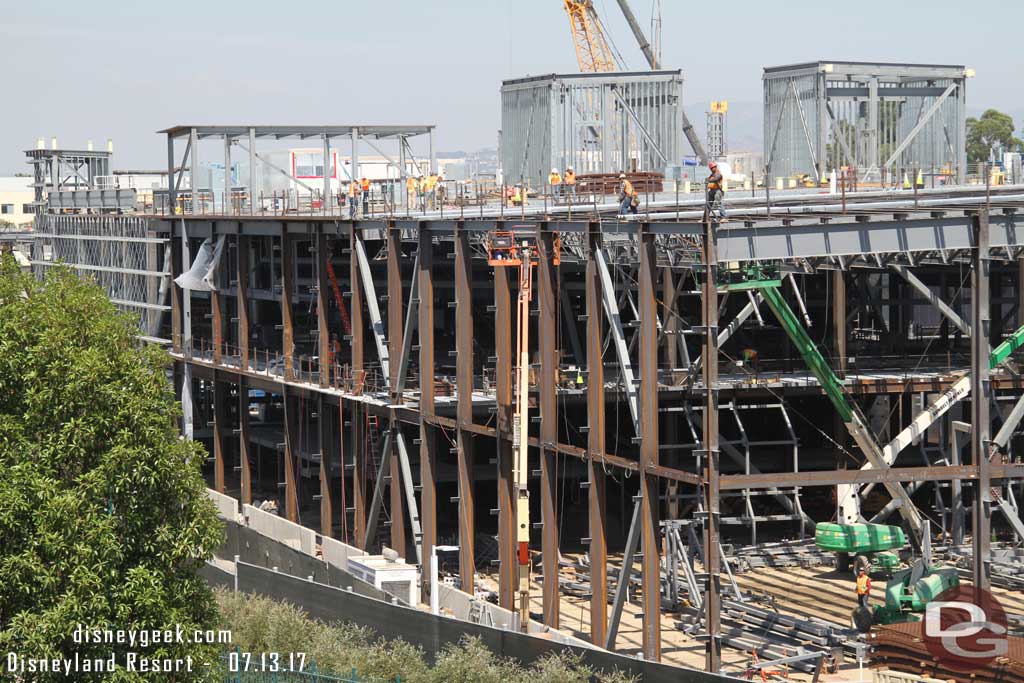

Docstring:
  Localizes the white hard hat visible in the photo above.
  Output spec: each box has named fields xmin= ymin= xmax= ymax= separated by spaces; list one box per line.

xmin=551 ymin=167 xmax=558 ymax=173
xmin=619 ymin=173 xmax=626 ymax=179
xmin=566 ymin=166 xmax=573 ymax=171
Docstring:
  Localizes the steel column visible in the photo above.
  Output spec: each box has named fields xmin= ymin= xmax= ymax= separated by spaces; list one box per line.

xmin=495 ymin=260 xmax=516 ymax=611
xmin=971 ymin=210 xmax=992 ymax=592
xmin=238 ymin=377 xmax=252 ymax=505
xmin=282 ymin=387 xmax=299 ymax=523
xmin=388 ymin=224 xmax=406 ymax=558
xmin=537 ymin=225 xmax=560 ymax=628
xmin=638 ymin=224 xmax=661 ymax=661
xmin=455 ymin=223 xmax=476 ymax=591
xmin=189 ymin=128 xmax=200 ymax=215
xmin=319 ymin=394 xmax=334 ymax=538
xmin=701 ymin=217 xmax=722 ymax=672
xmin=586 ymin=224 xmax=608 ymax=645
xmin=237 ymin=235 xmax=250 ymax=370
xmin=212 ymin=378 xmax=227 ymax=492
xmin=281 ymin=231 xmax=295 ymax=381
xmin=350 ymin=224 xmax=366 ymax=546
xmin=317 ymin=229 xmax=331 ymax=387
xmin=833 ymin=270 xmax=847 ymax=378
xmin=418 ymin=228 xmax=437 ymax=601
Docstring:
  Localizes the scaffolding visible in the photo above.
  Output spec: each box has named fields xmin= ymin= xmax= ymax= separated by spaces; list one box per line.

xmin=763 ymin=61 xmax=970 ymax=184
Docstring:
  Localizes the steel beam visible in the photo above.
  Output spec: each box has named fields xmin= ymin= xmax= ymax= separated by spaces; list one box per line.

xmin=833 ymin=270 xmax=847 ymax=377
xmin=638 ymin=224 xmax=661 ymax=661
xmin=317 ymin=230 xmax=331 ymax=387
xmin=350 ymin=226 xmax=367 ymax=544
xmin=238 ymin=377 xmax=252 ymax=504
xmin=722 ymin=464 xmax=986 ymax=489
xmin=586 ymin=224 xmax=608 ymax=646
xmin=353 ymin=231 xmax=391 ymax=382
xmin=455 ymin=223 xmax=476 ymax=592
xmin=394 ymin=431 xmax=423 ymax=565
xmin=605 ymin=502 xmax=640 ymax=650
xmin=891 ymin=264 xmax=971 ymax=336
xmin=538 ymin=225 xmax=560 ymax=628
xmin=418 ymin=228 xmax=437 ymax=602
xmin=364 ymin=430 xmax=393 ymax=548
xmin=495 ymin=262 xmax=516 ymax=611
xmin=971 ymin=210 xmax=992 ymax=592
xmin=595 ymin=248 xmax=640 ymax=434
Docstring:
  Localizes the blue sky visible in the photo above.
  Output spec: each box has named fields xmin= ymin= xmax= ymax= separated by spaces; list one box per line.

xmin=1 ymin=0 xmax=1020 ymax=172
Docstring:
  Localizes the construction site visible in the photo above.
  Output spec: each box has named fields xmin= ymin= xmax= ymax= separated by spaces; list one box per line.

xmin=5 ymin=2 xmax=1024 ymax=683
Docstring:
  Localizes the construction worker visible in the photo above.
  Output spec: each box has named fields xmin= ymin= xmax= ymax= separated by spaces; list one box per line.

xmin=707 ymin=160 xmax=725 ymax=221
xmin=427 ymin=172 xmax=438 ymax=210
xmin=417 ymin=175 xmax=427 ymax=211
xmin=406 ymin=175 xmax=417 ymax=209
xmin=436 ymin=174 xmax=446 ymax=206
xmin=548 ymin=167 xmax=562 ymax=199
xmin=617 ymin=173 xmax=634 ymax=216
xmin=347 ymin=178 xmax=360 ymax=219
xmin=564 ymin=166 xmax=576 ymax=199
xmin=856 ymin=567 xmax=872 ymax=609
xmin=360 ymin=177 xmax=370 ymax=214
xmin=510 ymin=185 xmax=521 ymax=207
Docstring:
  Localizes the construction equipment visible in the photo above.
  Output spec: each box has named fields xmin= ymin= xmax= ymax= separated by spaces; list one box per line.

xmin=815 ymin=522 xmax=907 ymax=575
xmin=560 ymin=0 xmax=708 ymax=162
xmin=870 ymin=562 xmax=959 ymax=628
xmin=486 ymin=229 xmax=559 ymax=631
xmin=718 ymin=267 xmax=925 ymax=540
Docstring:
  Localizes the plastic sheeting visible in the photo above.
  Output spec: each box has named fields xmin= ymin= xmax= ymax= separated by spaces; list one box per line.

xmin=174 ymin=235 xmax=225 ymax=292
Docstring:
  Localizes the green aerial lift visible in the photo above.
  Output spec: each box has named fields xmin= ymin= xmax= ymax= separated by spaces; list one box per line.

xmin=814 ymin=522 xmax=906 ymax=575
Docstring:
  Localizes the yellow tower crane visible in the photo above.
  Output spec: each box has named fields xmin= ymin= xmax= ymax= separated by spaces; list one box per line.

xmin=563 ymin=0 xmax=617 ymax=73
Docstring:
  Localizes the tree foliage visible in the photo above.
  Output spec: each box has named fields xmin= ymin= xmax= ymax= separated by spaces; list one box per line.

xmin=0 ymin=257 xmax=223 ymax=682
xmin=216 ymin=590 xmax=638 ymax=683
xmin=967 ymin=109 xmax=1023 ymax=163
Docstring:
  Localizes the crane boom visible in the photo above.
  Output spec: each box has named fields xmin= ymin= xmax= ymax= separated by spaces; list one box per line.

xmin=563 ymin=0 xmax=617 ymax=73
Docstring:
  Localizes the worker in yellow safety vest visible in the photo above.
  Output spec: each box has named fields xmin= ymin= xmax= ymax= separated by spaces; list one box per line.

xmin=548 ymin=167 xmax=562 ymax=199
xmin=564 ymin=166 xmax=576 ymax=198
xmin=856 ymin=568 xmax=872 ymax=608
xmin=427 ymin=172 xmax=438 ymax=210
xmin=406 ymin=175 xmax=417 ymax=208
xmin=347 ymin=179 xmax=360 ymax=219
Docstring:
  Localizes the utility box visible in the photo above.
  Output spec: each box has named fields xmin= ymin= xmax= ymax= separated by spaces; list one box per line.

xmin=347 ymin=551 xmax=420 ymax=605
xmin=501 ymin=70 xmax=685 ymax=190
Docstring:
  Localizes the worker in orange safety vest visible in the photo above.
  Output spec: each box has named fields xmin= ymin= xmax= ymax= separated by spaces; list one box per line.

xmin=856 ymin=567 xmax=872 ymax=609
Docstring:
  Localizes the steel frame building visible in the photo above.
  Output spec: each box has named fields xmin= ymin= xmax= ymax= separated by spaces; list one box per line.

xmin=501 ymin=71 xmax=685 ymax=188
xmin=148 ymin=163 xmax=1024 ymax=670
xmin=763 ymin=61 xmax=970 ymax=184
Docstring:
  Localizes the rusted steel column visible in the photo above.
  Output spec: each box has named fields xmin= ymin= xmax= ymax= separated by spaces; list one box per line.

xmin=495 ymin=261 xmax=516 ymax=611
xmin=212 ymin=375 xmax=227 ymax=492
xmin=971 ymin=209 xmax=992 ymax=592
xmin=350 ymin=226 xmax=367 ymax=546
xmin=419 ymin=228 xmax=437 ymax=601
xmin=537 ymin=224 xmax=559 ymax=629
xmin=701 ymin=217 xmax=722 ymax=672
xmin=833 ymin=270 xmax=847 ymax=378
xmin=282 ymin=387 xmax=299 ymax=523
xmin=662 ymin=266 xmax=679 ymax=521
xmin=319 ymin=394 xmax=334 ymax=538
xmin=317 ymin=229 xmax=331 ymax=387
xmin=237 ymin=235 xmax=250 ymax=370
xmin=455 ymin=222 xmax=476 ymax=591
xmin=586 ymin=224 xmax=608 ymax=645
xmin=238 ymin=377 xmax=252 ymax=505
xmin=211 ymin=277 xmax=224 ymax=365
xmin=338 ymin=401 xmax=349 ymax=544
xmin=281 ymin=230 xmax=295 ymax=381
xmin=388 ymin=223 xmax=406 ymax=558
xmin=638 ymin=224 xmax=661 ymax=661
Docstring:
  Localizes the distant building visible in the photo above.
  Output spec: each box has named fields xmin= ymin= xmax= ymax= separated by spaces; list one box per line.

xmin=0 ymin=177 xmax=37 ymax=228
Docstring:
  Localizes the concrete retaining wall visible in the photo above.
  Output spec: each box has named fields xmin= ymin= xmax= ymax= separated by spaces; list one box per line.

xmin=242 ymin=504 xmax=317 ymax=555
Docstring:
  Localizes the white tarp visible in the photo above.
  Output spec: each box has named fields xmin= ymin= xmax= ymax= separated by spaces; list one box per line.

xmin=174 ymin=235 xmax=225 ymax=291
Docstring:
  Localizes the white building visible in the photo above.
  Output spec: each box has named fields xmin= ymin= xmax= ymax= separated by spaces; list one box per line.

xmin=0 ymin=176 xmax=36 ymax=228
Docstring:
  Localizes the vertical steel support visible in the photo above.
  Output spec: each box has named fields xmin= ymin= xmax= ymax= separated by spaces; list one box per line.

xmin=495 ymin=259 xmax=516 ymax=611
xmin=388 ymin=223 xmax=406 ymax=558
xmin=248 ymin=128 xmax=256 ymax=214
xmin=418 ymin=229 xmax=437 ymax=601
xmin=971 ymin=210 xmax=991 ymax=591
xmin=319 ymin=394 xmax=334 ymax=538
xmin=317 ymin=229 xmax=331 ymax=387
xmin=638 ymin=224 xmax=661 ymax=661
xmin=189 ymin=128 xmax=200 ymax=215
xmin=455 ymin=223 xmax=476 ymax=591
xmin=701 ymin=217 xmax=722 ymax=672
xmin=322 ymin=134 xmax=331 ymax=213
xmin=663 ymin=266 xmax=680 ymax=520
xmin=281 ymin=230 xmax=295 ymax=381
xmin=537 ymin=224 xmax=560 ymax=628
xmin=338 ymin=401 xmax=348 ymax=544
xmin=834 ymin=270 xmax=847 ymax=378
xmin=351 ymin=129 xmax=360 ymax=185
xmin=166 ymin=134 xmax=177 ymax=216
xmin=181 ymin=222 xmax=194 ymax=441
xmin=351 ymin=226 xmax=367 ymax=545
xmin=282 ymin=387 xmax=299 ymax=523
xmin=237 ymin=235 xmax=250 ymax=370
xmin=171 ymin=222 xmax=182 ymax=352
xmin=224 ymin=135 xmax=232 ymax=213
xmin=211 ymin=228 xmax=224 ymax=364
xmin=212 ymin=376 xmax=227 ymax=493
xmin=239 ymin=377 xmax=252 ymax=505
xmin=587 ymin=224 xmax=608 ymax=645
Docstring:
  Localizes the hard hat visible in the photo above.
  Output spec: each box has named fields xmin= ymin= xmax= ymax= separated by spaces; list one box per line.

xmin=566 ymin=166 xmax=573 ymax=171
xmin=709 ymin=161 xmax=718 ymax=168
xmin=551 ymin=167 xmax=558 ymax=173
xmin=619 ymin=173 xmax=626 ymax=179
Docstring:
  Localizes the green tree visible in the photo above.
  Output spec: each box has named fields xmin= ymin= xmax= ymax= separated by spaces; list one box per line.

xmin=0 ymin=257 xmax=223 ymax=682
xmin=967 ymin=109 xmax=1023 ymax=163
